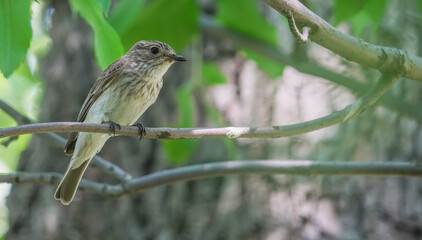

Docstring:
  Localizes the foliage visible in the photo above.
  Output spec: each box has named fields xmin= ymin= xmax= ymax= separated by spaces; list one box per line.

xmin=0 ymin=0 xmax=32 ymax=78
xmin=216 ymin=0 xmax=284 ymax=78
xmin=161 ymin=83 xmax=197 ymax=164
xmin=202 ymin=62 xmax=227 ymax=85
xmin=116 ymin=0 xmax=198 ymax=52
xmin=333 ymin=0 xmax=387 ymax=36
xmin=418 ymin=0 xmax=422 ymax=14
xmin=0 ymin=64 xmax=43 ymax=170
xmin=95 ymin=0 xmax=111 ymax=17
xmin=69 ymin=0 xmax=124 ymax=69
xmin=216 ymin=0 xmax=277 ymax=46
xmin=108 ymin=0 xmax=145 ymax=35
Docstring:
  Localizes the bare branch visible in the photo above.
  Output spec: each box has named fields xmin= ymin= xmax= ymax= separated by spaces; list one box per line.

xmin=262 ymin=0 xmax=422 ymax=81
xmin=0 ymin=100 xmax=32 ymax=125
xmin=0 ymin=74 xmax=398 ymax=140
xmin=0 ymin=100 xmax=132 ymax=182
xmin=2 ymin=160 xmax=422 ymax=198
xmin=120 ymin=160 xmax=422 ymax=197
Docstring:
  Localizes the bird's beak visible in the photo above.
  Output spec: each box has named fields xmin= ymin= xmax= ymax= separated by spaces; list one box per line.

xmin=168 ymin=54 xmax=187 ymax=62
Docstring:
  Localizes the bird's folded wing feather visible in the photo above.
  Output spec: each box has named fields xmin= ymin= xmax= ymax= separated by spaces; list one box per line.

xmin=64 ymin=58 xmax=127 ymax=155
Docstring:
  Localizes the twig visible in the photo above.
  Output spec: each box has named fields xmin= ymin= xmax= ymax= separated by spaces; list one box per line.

xmin=0 ymin=100 xmax=132 ymax=182
xmin=0 ymin=135 xmax=19 ymax=147
xmin=262 ymin=0 xmax=422 ymax=80
xmin=282 ymin=10 xmax=310 ymax=43
xmin=0 ymin=74 xmax=398 ymax=140
xmin=200 ymin=16 xmax=422 ymax=124
xmin=1 ymin=160 xmax=422 ymax=198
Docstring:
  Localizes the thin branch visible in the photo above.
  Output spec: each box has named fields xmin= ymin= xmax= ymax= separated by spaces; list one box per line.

xmin=0 ymin=74 xmax=398 ymax=140
xmin=1 ymin=136 xmax=18 ymax=147
xmin=283 ymin=10 xmax=310 ymax=43
xmin=0 ymin=100 xmax=32 ymax=125
xmin=200 ymin=16 xmax=422 ymax=124
xmin=0 ymin=172 xmax=105 ymax=194
xmin=0 ymin=100 xmax=132 ymax=182
xmin=262 ymin=0 xmax=422 ymax=81
xmin=1 ymin=160 xmax=422 ymax=198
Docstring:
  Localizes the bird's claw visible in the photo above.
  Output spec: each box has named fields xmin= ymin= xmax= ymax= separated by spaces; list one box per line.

xmin=132 ymin=123 xmax=146 ymax=141
xmin=102 ymin=121 xmax=121 ymax=137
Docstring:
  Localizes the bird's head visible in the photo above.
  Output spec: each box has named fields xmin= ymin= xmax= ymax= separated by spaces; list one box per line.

xmin=125 ymin=40 xmax=186 ymax=78
xmin=127 ymin=40 xmax=186 ymax=65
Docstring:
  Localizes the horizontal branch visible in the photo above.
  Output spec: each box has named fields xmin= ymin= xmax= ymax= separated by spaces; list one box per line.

xmin=0 ymin=74 xmax=398 ymax=140
xmin=262 ymin=0 xmax=422 ymax=81
xmin=1 ymin=160 xmax=421 ymax=198
xmin=0 ymin=100 xmax=132 ymax=182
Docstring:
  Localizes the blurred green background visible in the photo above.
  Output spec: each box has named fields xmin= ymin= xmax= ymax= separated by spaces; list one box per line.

xmin=1 ymin=0 xmax=422 ymax=239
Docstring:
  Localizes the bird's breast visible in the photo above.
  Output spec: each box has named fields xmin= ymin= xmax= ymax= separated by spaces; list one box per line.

xmin=85 ymin=75 xmax=163 ymax=125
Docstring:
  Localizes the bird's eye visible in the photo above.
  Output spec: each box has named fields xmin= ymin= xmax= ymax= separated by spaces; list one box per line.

xmin=150 ymin=47 xmax=159 ymax=54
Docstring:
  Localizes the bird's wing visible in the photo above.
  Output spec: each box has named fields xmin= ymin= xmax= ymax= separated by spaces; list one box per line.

xmin=64 ymin=58 xmax=126 ymax=155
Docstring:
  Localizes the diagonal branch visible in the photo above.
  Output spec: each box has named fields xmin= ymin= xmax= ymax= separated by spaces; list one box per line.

xmin=200 ymin=16 xmax=422 ymax=124
xmin=0 ymin=74 xmax=398 ymax=140
xmin=262 ymin=0 xmax=422 ymax=81
xmin=1 ymin=160 xmax=422 ymax=198
xmin=0 ymin=100 xmax=132 ymax=182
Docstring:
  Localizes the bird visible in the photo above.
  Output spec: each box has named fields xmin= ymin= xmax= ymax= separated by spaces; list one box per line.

xmin=54 ymin=40 xmax=186 ymax=205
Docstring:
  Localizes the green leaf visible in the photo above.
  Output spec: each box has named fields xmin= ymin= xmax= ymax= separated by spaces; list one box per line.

xmin=0 ymin=63 xmax=43 ymax=170
xmin=202 ymin=62 xmax=227 ymax=85
xmin=349 ymin=11 xmax=371 ymax=37
xmin=350 ymin=11 xmax=376 ymax=37
xmin=161 ymin=83 xmax=197 ymax=164
xmin=95 ymin=0 xmax=111 ymax=17
xmin=108 ymin=0 xmax=145 ymax=34
xmin=176 ymin=84 xmax=194 ymax=127
xmin=215 ymin=0 xmax=282 ymax=78
xmin=119 ymin=0 xmax=198 ymax=52
xmin=333 ymin=0 xmax=366 ymax=25
xmin=348 ymin=0 xmax=387 ymax=36
xmin=242 ymin=48 xmax=284 ymax=79
xmin=333 ymin=0 xmax=387 ymax=28
xmin=216 ymin=0 xmax=277 ymax=46
xmin=419 ymin=0 xmax=422 ymax=15
xmin=162 ymin=139 xmax=197 ymax=165
xmin=363 ymin=0 xmax=387 ymax=23
xmin=69 ymin=0 xmax=124 ymax=69
xmin=0 ymin=0 xmax=32 ymax=77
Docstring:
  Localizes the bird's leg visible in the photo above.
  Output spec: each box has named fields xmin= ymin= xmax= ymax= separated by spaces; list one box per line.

xmin=101 ymin=121 xmax=121 ymax=137
xmin=132 ymin=123 xmax=146 ymax=141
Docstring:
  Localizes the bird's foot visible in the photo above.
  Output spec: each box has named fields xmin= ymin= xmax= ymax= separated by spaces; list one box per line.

xmin=102 ymin=121 xmax=121 ymax=137
xmin=132 ymin=123 xmax=146 ymax=141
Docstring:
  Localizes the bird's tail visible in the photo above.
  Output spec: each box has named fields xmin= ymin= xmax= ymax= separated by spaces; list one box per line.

xmin=54 ymin=159 xmax=91 ymax=205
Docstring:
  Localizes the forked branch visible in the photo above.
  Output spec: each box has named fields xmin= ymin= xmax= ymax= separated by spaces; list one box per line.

xmin=262 ymin=0 xmax=422 ymax=80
